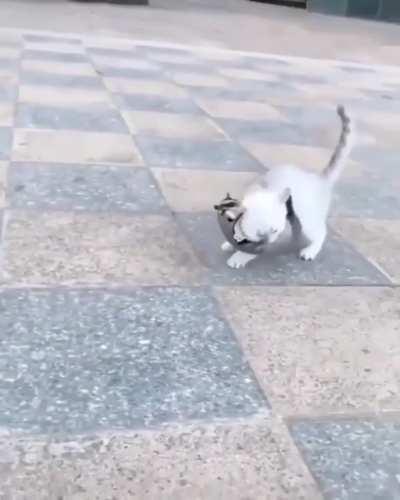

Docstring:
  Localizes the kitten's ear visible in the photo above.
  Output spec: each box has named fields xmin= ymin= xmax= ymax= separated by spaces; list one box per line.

xmin=279 ymin=187 xmax=291 ymax=204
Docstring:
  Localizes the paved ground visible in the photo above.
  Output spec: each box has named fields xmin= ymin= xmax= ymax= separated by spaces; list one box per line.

xmin=1 ymin=0 xmax=400 ymax=65
xmin=0 ymin=23 xmax=400 ymax=500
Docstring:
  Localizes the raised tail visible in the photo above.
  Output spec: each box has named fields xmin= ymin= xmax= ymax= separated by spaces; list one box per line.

xmin=323 ymin=105 xmax=353 ymax=184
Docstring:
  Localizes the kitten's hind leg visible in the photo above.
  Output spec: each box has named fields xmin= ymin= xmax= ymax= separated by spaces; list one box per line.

xmin=299 ymin=218 xmax=327 ymax=261
xmin=221 ymin=241 xmax=234 ymax=252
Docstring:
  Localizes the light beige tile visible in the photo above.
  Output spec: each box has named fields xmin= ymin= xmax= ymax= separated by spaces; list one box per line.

xmin=12 ymin=129 xmax=143 ymax=165
xmin=195 ymin=97 xmax=284 ymax=121
xmin=217 ymin=286 xmax=400 ymax=415
xmin=103 ymin=77 xmax=188 ymax=97
xmin=91 ymin=54 xmax=159 ymax=71
xmin=241 ymin=142 xmax=362 ymax=178
xmin=153 ymin=168 xmax=256 ymax=212
xmin=333 ymin=218 xmax=400 ymax=283
xmin=171 ymin=72 xmax=228 ymax=88
xmin=0 ymin=102 xmax=14 ymax=127
xmin=219 ymin=67 xmax=278 ymax=82
xmin=2 ymin=212 xmax=205 ymax=286
xmin=0 ymin=161 xmax=7 ymax=208
xmin=146 ymin=52 xmax=200 ymax=65
xmin=122 ymin=110 xmax=226 ymax=140
xmin=19 ymin=85 xmax=110 ymax=106
xmin=21 ymin=59 xmax=97 ymax=76
xmin=0 ymin=416 xmax=322 ymax=500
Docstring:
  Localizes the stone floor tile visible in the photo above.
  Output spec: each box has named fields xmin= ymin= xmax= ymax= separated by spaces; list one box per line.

xmin=333 ymin=217 xmax=400 ymax=283
xmin=115 ymin=92 xmax=203 ymax=114
xmin=23 ymin=41 xmax=85 ymax=54
xmin=0 ymin=128 xmax=12 ymax=160
xmin=0 ymin=416 xmax=322 ymax=500
xmin=21 ymin=59 xmax=97 ymax=76
xmin=146 ymin=51 xmax=202 ymax=65
xmin=216 ymin=287 xmax=400 ymax=415
xmin=240 ymin=142 xmax=362 ymax=178
xmin=122 ymin=110 xmax=226 ymax=140
xmin=16 ymin=103 xmax=128 ymax=133
xmin=291 ymin=418 xmax=400 ymax=500
xmin=152 ymin=168 xmax=256 ymax=212
xmin=9 ymin=163 xmax=165 ymax=213
xmin=178 ymin=214 xmax=388 ymax=286
xmin=91 ymin=54 xmax=160 ymax=72
xmin=195 ymin=97 xmax=284 ymax=121
xmin=18 ymin=85 xmax=110 ymax=106
xmin=12 ymin=129 xmax=143 ymax=165
xmin=0 ymin=287 xmax=265 ymax=433
xmin=23 ymin=34 xmax=81 ymax=45
xmin=0 ymin=161 xmax=6 ymax=208
xmin=0 ymin=46 xmax=20 ymax=60
xmin=20 ymin=70 xmax=103 ymax=89
xmin=0 ymin=77 xmax=18 ymax=101
xmin=2 ymin=212 xmax=205 ymax=286
xmin=0 ymin=102 xmax=14 ymax=127
xmin=169 ymin=72 xmax=229 ymax=88
xmin=95 ymin=65 xmax=163 ymax=80
xmin=87 ymin=46 xmax=136 ymax=58
xmin=333 ymin=181 xmax=400 ymax=219
xmin=217 ymin=118 xmax=315 ymax=145
xmin=136 ymin=136 xmax=262 ymax=171
xmin=23 ymin=49 xmax=87 ymax=63
xmin=218 ymin=67 xmax=279 ymax=82
xmin=188 ymin=85 xmax=268 ymax=102
xmin=103 ymin=77 xmax=188 ymax=97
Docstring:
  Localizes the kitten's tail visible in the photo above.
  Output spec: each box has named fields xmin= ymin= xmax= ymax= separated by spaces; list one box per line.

xmin=322 ymin=105 xmax=353 ymax=184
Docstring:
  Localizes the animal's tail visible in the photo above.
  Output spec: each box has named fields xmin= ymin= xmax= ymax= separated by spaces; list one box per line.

xmin=322 ymin=105 xmax=353 ymax=184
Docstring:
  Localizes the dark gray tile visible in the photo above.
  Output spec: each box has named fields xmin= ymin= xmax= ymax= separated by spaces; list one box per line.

xmin=291 ymin=419 xmax=400 ymax=500
xmin=23 ymin=34 xmax=81 ymax=45
xmin=23 ymin=49 xmax=88 ymax=63
xmin=21 ymin=71 xmax=102 ymax=88
xmin=217 ymin=118 xmax=309 ymax=145
xmin=188 ymin=85 xmax=269 ymax=102
xmin=16 ymin=103 xmax=128 ymax=133
xmin=114 ymin=93 xmax=203 ymax=114
xmin=0 ymin=128 xmax=12 ymax=160
xmin=177 ymin=213 xmax=389 ymax=286
xmin=95 ymin=66 xmax=163 ymax=79
xmin=333 ymin=181 xmax=400 ymax=219
xmin=136 ymin=136 xmax=262 ymax=171
xmin=87 ymin=47 xmax=136 ymax=58
xmin=0 ymin=84 xmax=17 ymax=102
xmin=0 ymin=288 xmax=266 ymax=434
xmin=9 ymin=163 xmax=166 ymax=213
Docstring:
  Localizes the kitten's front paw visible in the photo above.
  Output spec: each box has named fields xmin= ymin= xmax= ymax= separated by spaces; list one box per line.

xmin=227 ymin=251 xmax=255 ymax=269
xmin=299 ymin=246 xmax=318 ymax=261
xmin=221 ymin=241 xmax=233 ymax=253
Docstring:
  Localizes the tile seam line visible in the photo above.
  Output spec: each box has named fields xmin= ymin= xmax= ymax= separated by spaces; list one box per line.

xmin=1 ymin=27 xmax=400 ymax=73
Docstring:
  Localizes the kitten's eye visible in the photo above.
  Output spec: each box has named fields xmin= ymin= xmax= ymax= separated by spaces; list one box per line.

xmin=226 ymin=210 xmax=236 ymax=222
xmin=270 ymin=228 xmax=278 ymax=234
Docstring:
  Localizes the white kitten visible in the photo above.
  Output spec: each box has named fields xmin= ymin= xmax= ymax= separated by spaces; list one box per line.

xmin=225 ymin=105 xmax=353 ymax=269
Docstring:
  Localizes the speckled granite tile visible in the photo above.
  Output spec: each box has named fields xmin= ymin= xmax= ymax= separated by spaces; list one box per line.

xmin=0 ymin=287 xmax=265 ymax=433
xmin=0 ymin=128 xmax=11 ymax=160
xmin=95 ymin=66 xmax=163 ymax=80
xmin=9 ymin=163 xmax=165 ymax=213
xmin=291 ymin=419 xmax=400 ymax=500
xmin=114 ymin=93 xmax=203 ymax=114
xmin=136 ymin=137 xmax=262 ymax=171
xmin=87 ymin=46 xmax=136 ymax=58
xmin=2 ymin=212 xmax=205 ymax=286
xmin=217 ymin=118 xmax=309 ymax=145
xmin=0 ymin=161 xmax=6 ymax=208
xmin=333 ymin=218 xmax=400 ymax=284
xmin=21 ymin=70 xmax=103 ymax=89
xmin=16 ymin=103 xmax=128 ymax=133
xmin=217 ymin=287 xmax=400 ymax=415
xmin=23 ymin=49 xmax=88 ymax=63
xmin=23 ymin=34 xmax=81 ymax=45
xmin=0 ymin=416 xmax=322 ymax=500
xmin=177 ymin=213 xmax=389 ymax=286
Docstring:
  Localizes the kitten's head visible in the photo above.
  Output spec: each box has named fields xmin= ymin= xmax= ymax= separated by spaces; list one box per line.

xmin=233 ymin=188 xmax=290 ymax=244
xmin=214 ymin=193 xmax=244 ymax=223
